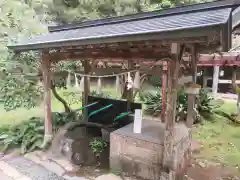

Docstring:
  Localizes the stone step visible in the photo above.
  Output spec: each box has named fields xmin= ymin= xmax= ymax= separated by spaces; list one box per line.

xmin=0 ymin=160 xmax=32 ymax=180
xmin=0 ymin=170 xmax=14 ymax=180
xmin=4 ymin=156 xmax=86 ymax=180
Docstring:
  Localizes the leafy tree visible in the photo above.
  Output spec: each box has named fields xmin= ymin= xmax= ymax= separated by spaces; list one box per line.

xmin=0 ymin=0 xmax=47 ymax=110
xmin=28 ymin=0 xmax=213 ymax=23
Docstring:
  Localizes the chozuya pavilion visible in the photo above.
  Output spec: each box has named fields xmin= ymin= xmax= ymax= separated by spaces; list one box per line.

xmin=8 ymin=0 xmax=240 ymax=180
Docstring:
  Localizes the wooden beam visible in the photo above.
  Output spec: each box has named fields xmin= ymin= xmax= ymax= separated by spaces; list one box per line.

xmin=82 ymin=60 xmax=91 ymax=122
xmin=52 ymin=37 xmax=207 ymax=53
xmin=49 ymin=50 xmax=169 ymax=61
xmin=186 ymin=44 xmax=198 ymax=128
xmin=41 ymin=50 xmax=53 ymax=146
xmin=161 ymin=44 xmax=183 ymax=180
xmin=161 ymin=61 xmax=168 ymax=122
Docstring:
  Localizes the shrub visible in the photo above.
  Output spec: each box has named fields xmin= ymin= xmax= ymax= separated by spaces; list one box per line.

xmin=148 ymin=75 xmax=162 ymax=86
xmin=141 ymin=87 xmax=162 ymax=116
xmin=197 ymin=89 xmax=223 ymax=120
xmin=90 ymin=90 xmax=110 ymax=98
xmin=0 ymin=117 xmax=44 ymax=154
xmin=143 ymin=87 xmax=223 ymax=122
xmin=89 ymin=138 xmax=107 ymax=156
xmin=0 ymin=111 xmax=79 ymax=154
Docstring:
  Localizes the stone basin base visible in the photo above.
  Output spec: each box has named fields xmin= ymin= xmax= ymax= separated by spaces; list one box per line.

xmin=110 ymin=120 xmax=191 ymax=180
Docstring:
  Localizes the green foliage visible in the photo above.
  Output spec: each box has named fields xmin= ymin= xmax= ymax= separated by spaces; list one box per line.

xmin=0 ymin=0 xmax=46 ymax=63
xmin=62 ymin=91 xmax=82 ymax=107
xmin=0 ymin=0 xmax=46 ymax=111
xmin=0 ymin=75 xmax=43 ymax=111
xmin=89 ymin=138 xmax=107 ymax=154
xmin=52 ymin=111 xmax=79 ymax=131
xmin=142 ymin=88 xmax=223 ymax=122
xmin=0 ymin=111 xmax=77 ymax=153
xmin=148 ymin=75 xmax=162 ymax=86
xmin=197 ymin=89 xmax=222 ymax=120
xmin=90 ymin=90 xmax=110 ymax=98
xmin=0 ymin=117 xmax=44 ymax=154
xmin=28 ymin=0 xmax=213 ymax=23
xmin=141 ymin=87 xmax=162 ymax=116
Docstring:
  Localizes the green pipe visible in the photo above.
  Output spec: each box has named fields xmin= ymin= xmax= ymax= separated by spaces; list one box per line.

xmin=88 ymin=104 xmax=113 ymax=118
xmin=74 ymin=102 xmax=99 ymax=112
xmin=113 ymin=112 xmax=130 ymax=121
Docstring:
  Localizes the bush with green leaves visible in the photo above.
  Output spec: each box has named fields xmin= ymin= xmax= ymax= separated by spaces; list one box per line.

xmin=0 ymin=117 xmax=44 ymax=154
xmin=90 ymin=90 xmax=110 ymax=98
xmin=0 ymin=111 xmax=79 ymax=154
xmin=89 ymin=138 xmax=107 ymax=155
xmin=142 ymin=87 xmax=223 ymax=122
xmin=148 ymin=75 xmax=162 ymax=86
xmin=197 ymin=89 xmax=223 ymax=120
xmin=140 ymin=87 xmax=162 ymax=116
xmin=0 ymin=75 xmax=43 ymax=111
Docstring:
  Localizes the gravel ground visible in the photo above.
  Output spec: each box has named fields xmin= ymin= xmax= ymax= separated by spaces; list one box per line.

xmin=5 ymin=157 xmax=65 ymax=180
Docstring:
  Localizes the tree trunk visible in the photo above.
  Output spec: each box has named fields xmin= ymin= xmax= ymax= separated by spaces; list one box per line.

xmin=51 ymin=81 xmax=71 ymax=113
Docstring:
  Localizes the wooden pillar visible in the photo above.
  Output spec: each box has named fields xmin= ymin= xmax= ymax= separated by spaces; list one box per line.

xmin=186 ymin=44 xmax=198 ymax=128
xmin=161 ymin=61 xmax=168 ymax=122
xmin=212 ymin=65 xmax=219 ymax=96
xmin=202 ymin=68 xmax=208 ymax=89
xmin=161 ymin=43 xmax=182 ymax=180
xmin=191 ymin=45 xmax=197 ymax=83
xmin=41 ymin=50 xmax=53 ymax=146
xmin=82 ymin=60 xmax=91 ymax=122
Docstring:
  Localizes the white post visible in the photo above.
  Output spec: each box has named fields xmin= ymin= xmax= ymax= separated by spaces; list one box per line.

xmin=212 ymin=65 xmax=220 ymax=96
xmin=133 ymin=109 xmax=142 ymax=134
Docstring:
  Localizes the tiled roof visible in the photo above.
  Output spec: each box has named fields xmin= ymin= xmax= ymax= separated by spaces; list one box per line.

xmin=8 ymin=1 xmax=239 ymax=52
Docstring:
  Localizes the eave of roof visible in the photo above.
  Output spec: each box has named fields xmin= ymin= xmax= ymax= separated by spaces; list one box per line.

xmin=48 ymin=0 xmax=240 ymax=32
xmin=233 ymin=6 xmax=240 ymax=29
xmin=8 ymin=0 xmax=240 ymax=52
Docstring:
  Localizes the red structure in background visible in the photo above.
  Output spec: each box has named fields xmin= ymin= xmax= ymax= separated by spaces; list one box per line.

xmin=198 ymin=53 xmax=240 ymax=66
xmin=160 ymin=53 xmax=240 ymax=121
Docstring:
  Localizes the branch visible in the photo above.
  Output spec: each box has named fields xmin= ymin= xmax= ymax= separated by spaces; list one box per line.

xmin=50 ymin=81 xmax=71 ymax=113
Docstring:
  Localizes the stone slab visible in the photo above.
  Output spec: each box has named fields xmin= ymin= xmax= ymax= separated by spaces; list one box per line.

xmin=110 ymin=120 xmax=191 ymax=180
xmin=0 ymin=170 xmax=13 ymax=180
xmin=95 ymin=174 xmax=123 ymax=180
xmin=25 ymin=152 xmax=66 ymax=176
xmin=113 ymin=120 xmax=189 ymax=145
xmin=5 ymin=157 xmax=65 ymax=180
xmin=63 ymin=175 xmax=87 ymax=180
xmin=16 ymin=176 xmax=32 ymax=180
xmin=0 ymin=161 xmax=22 ymax=179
